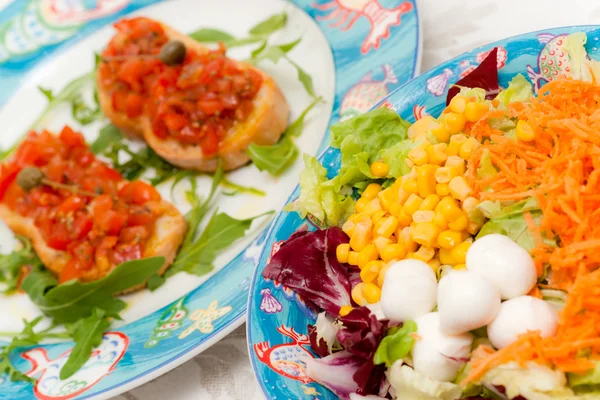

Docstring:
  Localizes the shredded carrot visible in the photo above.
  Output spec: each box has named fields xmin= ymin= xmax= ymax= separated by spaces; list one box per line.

xmin=463 ymin=78 xmax=600 ymax=385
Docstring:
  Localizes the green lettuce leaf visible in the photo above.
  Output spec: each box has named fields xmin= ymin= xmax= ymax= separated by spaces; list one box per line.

xmin=562 ymin=32 xmax=600 ymax=83
xmin=331 ymin=108 xmax=411 ymax=187
xmin=569 ymin=361 xmax=600 ymax=393
xmin=477 ymin=149 xmax=497 ymax=180
xmin=285 ymin=154 xmax=354 ymax=227
xmin=380 ymin=139 xmax=417 ymax=178
xmin=374 ymin=320 xmax=417 ymax=367
xmin=388 ymin=361 xmax=462 ymax=400
xmin=495 ymin=74 xmax=534 ymax=106
xmin=476 ymin=198 xmax=556 ymax=252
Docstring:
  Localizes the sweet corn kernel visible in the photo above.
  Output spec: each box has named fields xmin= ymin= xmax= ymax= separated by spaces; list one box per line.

xmin=336 ymin=243 xmax=350 ymax=263
xmin=417 ymin=165 xmax=438 ymax=198
xmin=342 ymin=219 xmax=356 ymax=237
xmin=360 ymin=260 xmax=383 ymax=283
xmin=435 ymin=166 xmax=453 ymax=183
xmin=433 ymin=212 xmax=448 ymax=230
xmin=437 ymin=230 xmax=462 ymax=249
xmin=410 ymin=222 xmax=440 ymax=247
xmin=389 ymin=203 xmax=403 ymax=217
xmin=462 ymin=196 xmax=480 ymax=215
xmin=374 ymin=236 xmax=393 ymax=254
xmin=380 ymin=243 xmax=406 ymax=262
xmin=355 ymin=197 xmax=369 ymax=213
xmin=516 ymin=120 xmax=536 ymax=142
xmin=413 ymin=210 xmax=435 ymax=223
xmin=439 ymin=248 xmax=454 ymax=265
xmin=371 ymin=210 xmax=387 ymax=225
xmin=453 ymin=263 xmax=467 ymax=270
xmin=358 ymin=244 xmax=378 ymax=269
xmin=339 ymin=305 xmax=353 ymax=316
xmin=420 ymin=194 xmax=440 ymax=211
xmin=408 ymin=147 xmax=429 ymax=166
xmin=371 ymin=161 xmax=390 ymax=177
xmin=412 ymin=245 xmax=435 ymax=262
xmin=428 ymin=258 xmax=442 ymax=273
xmin=350 ymin=215 xmax=372 ymax=251
xmin=450 ymin=240 xmax=472 ymax=264
xmin=447 ymin=134 xmax=467 ymax=156
xmin=348 ymin=251 xmax=360 ymax=266
xmin=408 ymin=115 xmax=435 ymax=139
xmin=378 ymin=188 xmax=396 ymax=212
xmin=448 ymin=213 xmax=469 ymax=231
xmin=435 ymin=196 xmax=462 ymax=221
xmin=362 ymin=183 xmax=382 ymax=200
xmin=436 ymin=183 xmax=450 ymax=196
xmin=431 ymin=122 xmax=451 ymax=143
xmin=449 ymin=176 xmax=472 ymax=201
xmin=445 ymin=156 xmax=466 ymax=176
xmin=459 ymin=137 xmax=481 ymax=160
xmin=445 ymin=112 xmax=467 ymax=134
xmin=449 ymin=95 xmax=467 ymax=114
xmin=465 ymin=101 xmax=489 ymax=122
xmin=363 ymin=198 xmax=384 ymax=215
xmin=402 ymin=177 xmax=419 ymax=194
xmin=377 ymin=262 xmax=393 ymax=287
xmin=363 ymin=282 xmax=382 ymax=304
xmin=377 ymin=216 xmax=399 ymax=238
xmin=426 ymin=143 xmax=448 ymax=165
xmin=403 ymin=194 xmax=423 ymax=215
xmin=351 ymin=283 xmax=366 ymax=306
xmin=397 ymin=210 xmax=413 ymax=226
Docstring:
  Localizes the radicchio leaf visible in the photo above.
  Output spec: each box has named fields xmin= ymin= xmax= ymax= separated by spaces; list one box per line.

xmin=262 ymin=227 xmax=351 ymax=315
xmin=305 ymin=350 xmax=362 ymax=400
xmin=447 ymin=47 xmax=500 ymax=105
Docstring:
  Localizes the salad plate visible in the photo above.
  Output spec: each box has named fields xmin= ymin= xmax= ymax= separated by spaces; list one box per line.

xmin=247 ymin=25 xmax=600 ymax=400
xmin=0 ymin=0 xmax=421 ymax=399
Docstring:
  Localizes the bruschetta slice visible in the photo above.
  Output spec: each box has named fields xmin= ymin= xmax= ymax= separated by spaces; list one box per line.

xmin=97 ymin=17 xmax=290 ymax=172
xmin=0 ymin=126 xmax=187 ymax=293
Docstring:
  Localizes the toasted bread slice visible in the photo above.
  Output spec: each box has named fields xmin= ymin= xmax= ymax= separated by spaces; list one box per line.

xmin=97 ymin=22 xmax=290 ymax=171
xmin=0 ymin=195 xmax=186 ymax=294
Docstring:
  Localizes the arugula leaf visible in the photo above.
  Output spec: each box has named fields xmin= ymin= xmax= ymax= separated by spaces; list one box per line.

xmin=71 ymin=93 xmax=102 ymax=125
xmin=146 ymin=274 xmax=166 ymax=292
xmin=247 ymin=97 xmax=322 ymax=175
xmin=286 ymin=57 xmax=316 ymax=98
xmin=91 ymin=124 xmax=123 ymax=154
xmin=60 ymin=309 xmax=109 ymax=379
xmin=189 ymin=28 xmax=235 ymax=43
xmin=249 ymin=12 xmax=287 ymax=36
xmin=221 ymin=177 xmax=266 ymax=196
xmin=22 ymin=257 xmax=165 ymax=324
xmin=250 ymin=40 xmax=268 ymax=58
xmin=167 ymin=211 xmax=272 ymax=278
xmin=0 ymin=236 xmax=43 ymax=293
xmin=38 ymin=87 xmax=55 ymax=102
xmin=247 ymin=136 xmax=298 ymax=175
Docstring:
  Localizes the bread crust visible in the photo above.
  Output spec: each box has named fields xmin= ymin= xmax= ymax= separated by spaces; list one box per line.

xmin=97 ymin=22 xmax=290 ymax=171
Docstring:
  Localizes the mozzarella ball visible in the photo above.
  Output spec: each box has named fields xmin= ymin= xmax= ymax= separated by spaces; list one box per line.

xmin=438 ymin=270 xmax=501 ymax=334
xmin=412 ymin=312 xmax=473 ymax=382
xmin=466 ymin=234 xmax=537 ymax=299
xmin=381 ymin=260 xmax=437 ymax=323
xmin=488 ymin=296 xmax=558 ymax=349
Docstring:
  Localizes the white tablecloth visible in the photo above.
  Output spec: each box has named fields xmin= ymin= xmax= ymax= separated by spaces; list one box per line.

xmin=115 ymin=0 xmax=600 ymax=398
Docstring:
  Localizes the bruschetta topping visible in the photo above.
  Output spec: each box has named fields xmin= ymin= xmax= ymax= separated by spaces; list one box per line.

xmin=0 ymin=126 xmax=162 ymax=283
xmin=98 ymin=17 xmax=263 ymax=155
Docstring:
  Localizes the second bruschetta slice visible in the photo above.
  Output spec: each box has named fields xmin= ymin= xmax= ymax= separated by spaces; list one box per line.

xmin=0 ymin=126 xmax=187 ymax=292
xmin=97 ymin=17 xmax=290 ymax=172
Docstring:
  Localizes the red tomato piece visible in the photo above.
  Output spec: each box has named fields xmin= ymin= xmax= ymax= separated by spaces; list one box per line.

xmin=59 ymin=126 xmax=86 ymax=148
xmin=119 ymin=181 xmax=161 ymax=205
xmin=57 ymin=196 xmax=86 ymax=215
xmin=163 ymin=113 xmax=189 ymax=133
xmin=128 ymin=205 xmax=156 ymax=226
xmin=119 ymin=226 xmax=150 ymax=244
xmin=125 ymin=93 xmax=144 ymax=118
xmin=0 ymin=163 xmax=20 ymax=200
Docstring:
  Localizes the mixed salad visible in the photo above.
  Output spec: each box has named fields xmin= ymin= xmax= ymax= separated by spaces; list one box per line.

xmin=264 ymin=32 xmax=600 ymax=399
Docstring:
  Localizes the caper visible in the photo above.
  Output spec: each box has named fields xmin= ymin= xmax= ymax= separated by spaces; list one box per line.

xmin=16 ymin=167 xmax=45 ymax=191
xmin=160 ymin=40 xmax=187 ymax=66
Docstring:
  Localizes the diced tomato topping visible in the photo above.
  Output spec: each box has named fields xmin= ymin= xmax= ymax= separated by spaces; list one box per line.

xmin=98 ymin=17 xmax=262 ymax=155
xmin=119 ymin=181 xmax=161 ymax=205
xmin=0 ymin=127 xmax=164 ymax=282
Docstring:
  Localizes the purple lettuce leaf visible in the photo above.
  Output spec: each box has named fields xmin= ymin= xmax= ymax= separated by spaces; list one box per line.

xmin=262 ymin=227 xmax=351 ymax=315
xmin=308 ymin=324 xmax=331 ymax=358
xmin=305 ymin=350 xmax=362 ymax=400
xmin=447 ymin=47 xmax=500 ymax=105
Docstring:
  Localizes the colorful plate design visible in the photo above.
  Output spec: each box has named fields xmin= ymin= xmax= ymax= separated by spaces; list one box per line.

xmin=247 ymin=25 xmax=600 ymax=400
xmin=0 ymin=0 xmax=420 ymax=398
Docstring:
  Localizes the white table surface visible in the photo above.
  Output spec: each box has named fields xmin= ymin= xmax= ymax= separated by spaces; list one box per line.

xmin=114 ymin=0 xmax=600 ymax=398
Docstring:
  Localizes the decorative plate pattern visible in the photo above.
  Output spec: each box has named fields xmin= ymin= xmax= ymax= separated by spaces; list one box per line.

xmin=247 ymin=25 xmax=600 ymax=400
xmin=0 ymin=0 xmax=420 ymax=399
